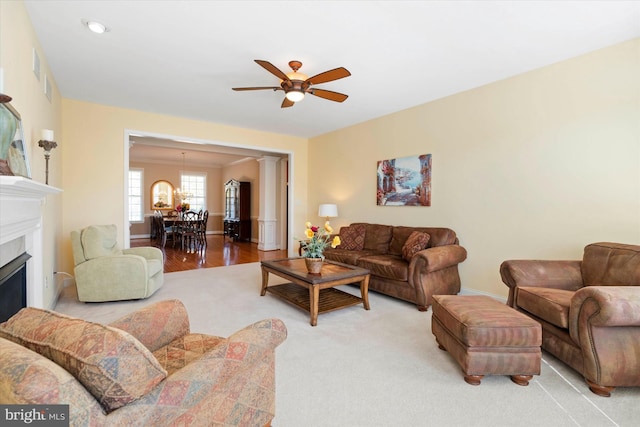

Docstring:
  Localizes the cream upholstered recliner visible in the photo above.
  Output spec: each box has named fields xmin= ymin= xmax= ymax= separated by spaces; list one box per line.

xmin=501 ymin=242 xmax=640 ymax=397
xmin=70 ymin=224 xmax=164 ymax=302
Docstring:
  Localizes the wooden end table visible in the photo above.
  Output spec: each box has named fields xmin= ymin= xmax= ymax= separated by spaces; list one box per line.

xmin=260 ymin=258 xmax=370 ymax=326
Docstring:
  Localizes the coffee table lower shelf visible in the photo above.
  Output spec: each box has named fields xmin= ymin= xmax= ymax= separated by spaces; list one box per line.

xmin=266 ymin=283 xmax=364 ymax=315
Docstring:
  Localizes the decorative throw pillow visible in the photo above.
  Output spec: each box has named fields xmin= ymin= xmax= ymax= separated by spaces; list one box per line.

xmin=0 ymin=308 xmax=167 ymax=413
xmin=339 ymin=225 xmax=365 ymax=250
xmin=402 ymin=231 xmax=431 ymax=262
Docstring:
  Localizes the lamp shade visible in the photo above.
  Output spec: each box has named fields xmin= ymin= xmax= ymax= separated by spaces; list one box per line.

xmin=318 ymin=204 xmax=338 ymax=219
xmin=285 ymin=90 xmax=305 ymax=102
xmin=41 ymin=129 xmax=54 ymax=141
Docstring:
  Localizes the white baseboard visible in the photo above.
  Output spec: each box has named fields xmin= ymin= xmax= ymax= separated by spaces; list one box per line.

xmin=131 ymin=234 xmax=150 ymax=239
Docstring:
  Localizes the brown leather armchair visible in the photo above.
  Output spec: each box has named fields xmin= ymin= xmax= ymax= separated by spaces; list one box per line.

xmin=500 ymin=242 xmax=640 ymax=397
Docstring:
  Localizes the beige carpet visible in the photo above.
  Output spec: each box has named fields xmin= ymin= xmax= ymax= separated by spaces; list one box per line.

xmin=55 ymin=263 xmax=640 ymax=427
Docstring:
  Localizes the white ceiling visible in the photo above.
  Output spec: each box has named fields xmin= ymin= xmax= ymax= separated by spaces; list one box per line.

xmin=23 ymin=1 xmax=640 ymax=148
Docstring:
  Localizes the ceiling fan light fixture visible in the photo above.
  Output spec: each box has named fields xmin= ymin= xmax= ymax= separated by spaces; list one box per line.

xmin=285 ymin=71 xmax=308 ymax=81
xmin=233 ymin=59 xmax=350 ymax=108
xmin=285 ymin=90 xmax=305 ymax=103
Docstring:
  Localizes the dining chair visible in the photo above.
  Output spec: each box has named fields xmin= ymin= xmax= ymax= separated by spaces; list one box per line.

xmin=150 ymin=211 xmax=159 ymax=243
xmin=150 ymin=210 xmax=162 ymax=242
xmin=161 ymin=216 xmax=175 ymax=248
xmin=197 ymin=210 xmax=209 ymax=247
xmin=151 ymin=212 xmax=173 ymax=249
xmin=179 ymin=211 xmax=200 ymax=252
xmin=162 ymin=210 xmax=179 ymax=247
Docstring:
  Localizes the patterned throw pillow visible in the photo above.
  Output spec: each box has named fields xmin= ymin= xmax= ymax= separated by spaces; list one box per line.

xmin=402 ymin=231 xmax=431 ymax=262
xmin=0 ymin=308 xmax=167 ymax=413
xmin=339 ymin=225 xmax=365 ymax=250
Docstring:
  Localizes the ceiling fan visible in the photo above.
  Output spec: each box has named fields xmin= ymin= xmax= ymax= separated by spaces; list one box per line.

xmin=232 ymin=60 xmax=351 ymax=108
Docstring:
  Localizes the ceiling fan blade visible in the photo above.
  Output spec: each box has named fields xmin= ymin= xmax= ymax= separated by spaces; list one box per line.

xmin=281 ymin=98 xmax=294 ymax=108
xmin=255 ymin=60 xmax=290 ymax=81
xmin=232 ymin=86 xmax=281 ymax=91
xmin=309 ymin=88 xmax=349 ymax=103
xmin=306 ymin=67 xmax=351 ymax=85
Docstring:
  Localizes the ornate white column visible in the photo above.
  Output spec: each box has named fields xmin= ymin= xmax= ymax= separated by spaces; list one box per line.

xmin=257 ymin=156 xmax=279 ymax=251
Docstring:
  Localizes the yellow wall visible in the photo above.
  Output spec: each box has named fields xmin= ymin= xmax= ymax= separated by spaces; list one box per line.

xmin=1 ymin=0 xmax=64 ymax=307
xmin=61 ymin=100 xmax=307 ymax=274
xmin=309 ymin=38 xmax=640 ymax=298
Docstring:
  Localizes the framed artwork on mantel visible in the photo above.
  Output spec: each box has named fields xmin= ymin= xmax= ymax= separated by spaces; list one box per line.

xmin=376 ymin=153 xmax=431 ymax=206
xmin=0 ymin=102 xmax=31 ymax=179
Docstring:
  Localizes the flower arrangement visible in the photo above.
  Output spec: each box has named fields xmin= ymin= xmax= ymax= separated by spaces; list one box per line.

xmin=301 ymin=221 xmax=341 ymax=259
xmin=175 ymin=202 xmax=190 ymax=213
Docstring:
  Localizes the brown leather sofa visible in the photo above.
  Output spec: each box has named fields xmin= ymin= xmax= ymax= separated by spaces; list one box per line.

xmin=323 ymin=223 xmax=467 ymax=311
xmin=500 ymin=242 xmax=640 ymax=397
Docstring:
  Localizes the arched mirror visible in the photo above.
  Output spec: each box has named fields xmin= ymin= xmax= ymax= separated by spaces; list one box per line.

xmin=150 ymin=180 xmax=174 ymax=210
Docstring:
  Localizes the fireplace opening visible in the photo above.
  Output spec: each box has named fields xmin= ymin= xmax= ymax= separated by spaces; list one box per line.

xmin=0 ymin=252 xmax=31 ymax=323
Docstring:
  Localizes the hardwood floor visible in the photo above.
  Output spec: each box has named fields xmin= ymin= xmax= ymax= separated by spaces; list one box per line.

xmin=131 ymin=235 xmax=289 ymax=273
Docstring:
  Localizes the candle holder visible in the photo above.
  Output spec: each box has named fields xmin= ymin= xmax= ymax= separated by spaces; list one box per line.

xmin=38 ymin=139 xmax=57 ymax=185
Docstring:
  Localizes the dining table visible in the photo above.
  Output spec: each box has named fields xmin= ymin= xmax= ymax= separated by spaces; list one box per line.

xmin=162 ymin=213 xmax=203 ymax=251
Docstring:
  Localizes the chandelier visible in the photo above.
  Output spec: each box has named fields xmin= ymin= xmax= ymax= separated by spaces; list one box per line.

xmin=174 ymin=152 xmax=193 ymax=202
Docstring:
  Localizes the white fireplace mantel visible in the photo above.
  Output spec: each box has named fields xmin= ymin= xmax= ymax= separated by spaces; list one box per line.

xmin=0 ymin=176 xmax=61 ymax=308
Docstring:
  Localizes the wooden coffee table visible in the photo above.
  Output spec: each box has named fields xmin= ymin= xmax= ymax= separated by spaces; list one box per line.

xmin=260 ymin=258 xmax=370 ymax=326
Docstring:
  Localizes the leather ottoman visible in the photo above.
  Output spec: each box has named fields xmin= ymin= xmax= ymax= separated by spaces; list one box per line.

xmin=431 ymin=295 xmax=542 ymax=386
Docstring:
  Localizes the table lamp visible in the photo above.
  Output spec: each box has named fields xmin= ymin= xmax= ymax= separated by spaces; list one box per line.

xmin=318 ymin=204 xmax=338 ymax=223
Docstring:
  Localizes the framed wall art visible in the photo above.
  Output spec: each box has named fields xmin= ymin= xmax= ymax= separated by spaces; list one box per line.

xmin=377 ymin=153 xmax=431 ymax=206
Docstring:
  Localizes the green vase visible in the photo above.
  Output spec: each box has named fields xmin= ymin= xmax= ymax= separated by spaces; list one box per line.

xmin=0 ymin=104 xmax=18 ymax=159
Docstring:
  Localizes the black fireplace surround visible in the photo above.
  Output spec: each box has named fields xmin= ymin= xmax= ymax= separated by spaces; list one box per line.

xmin=0 ymin=252 xmax=30 ymax=323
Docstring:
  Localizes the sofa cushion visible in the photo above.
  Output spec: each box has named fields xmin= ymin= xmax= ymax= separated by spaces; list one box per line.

xmin=339 ymin=225 xmax=365 ymax=250
xmin=108 ymin=299 xmax=190 ymax=353
xmin=356 ymin=255 xmax=409 ymax=281
xmin=389 ymin=226 xmax=429 ymax=255
xmin=516 ymin=287 xmax=574 ymax=329
xmin=389 ymin=227 xmax=457 ymax=254
xmin=81 ymin=224 xmax=123 ymax=259
xmin=153 ymin=333 xmax=225 ymax=376
xmin=402 ymin=231 xmax=431 ymax=262
xmin=0 ymin=337 xmax=103 ymax=409
xmin=323 ymin=248 xmax=380 ymax=265
xmin=0 ymin=308 xmax=167 ymax=413
xmin=581 ymin=242 xmax=640 ymax=287
xmin=352 ymin=223 xmax=393 ymax=253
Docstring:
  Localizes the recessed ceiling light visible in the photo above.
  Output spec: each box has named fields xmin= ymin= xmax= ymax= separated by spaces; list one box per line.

xmin=82 ymin=19 xmax=109 ymax=34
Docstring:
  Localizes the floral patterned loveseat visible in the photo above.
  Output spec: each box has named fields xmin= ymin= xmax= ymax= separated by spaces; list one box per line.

xmin=0 ymin=299 xmax=287 ymax=426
